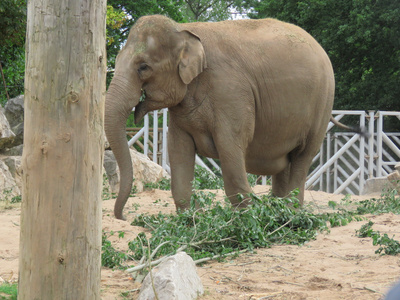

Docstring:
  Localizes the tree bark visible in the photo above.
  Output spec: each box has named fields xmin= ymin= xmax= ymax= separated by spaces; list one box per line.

xmin=19 ymin=1 xmax=106 ymax=299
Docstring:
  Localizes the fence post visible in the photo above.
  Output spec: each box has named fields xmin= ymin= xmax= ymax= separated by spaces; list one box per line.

xmin=326 ymin=132 xmax=331 ymax=193
xmin=358 ymin=111 xmax=366 ymax=194
xmin=144 ymin=114 xmax=149 ymax=157
xmin=153 ymin=110 xmax=158 ymax=163
xmin=376 ymin=111 xmax=383 ymax=177
xmin=368 ymin=111 xmax=375 ymax=179
xmin=162 ymin=109 xmax=168 ymax=170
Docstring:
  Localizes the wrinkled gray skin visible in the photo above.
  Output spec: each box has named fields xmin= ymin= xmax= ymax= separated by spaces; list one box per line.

xmin=105 ymin=15 xmax=335 ymax=220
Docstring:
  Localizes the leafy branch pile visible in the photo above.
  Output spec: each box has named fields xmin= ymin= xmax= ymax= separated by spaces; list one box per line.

xmin=101 ymin=169 xmax=400 ymax=272
xmin=128 ymin=191 xmax=328 ymax=263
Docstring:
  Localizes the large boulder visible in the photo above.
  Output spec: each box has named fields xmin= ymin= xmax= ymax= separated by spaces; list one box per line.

xmin=2 ymin=95 xmax=24 ymax=148
xmin=0 ymin=108 xmax=16 ymax=150
xmin=4 ymin=95 xmax=24 ymax=129
xmin=0 ymin=159 xmax=20 ymax=198
xmin=2 ymin=156 xmax=22 ymax=191
xmin=138 ymin=252 xmax=204 ymax=300
xmin=362 ymin=163 xmax=400 ymax=194
xmin=103 ymin=149 xmax=169 ymax=194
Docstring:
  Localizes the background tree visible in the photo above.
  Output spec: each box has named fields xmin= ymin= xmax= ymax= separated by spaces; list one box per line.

xmin=19 ymin=0 xmax=106 ymax=298
xmin=0 ymin=0 xmax=26 ymax=104
xmin=106 ymin=0 xmax=187 ymax=85
xmin=183 ymin=0 xmax=247 ymax=21
xmin=248 ymin=0 xmax=400 ymax=113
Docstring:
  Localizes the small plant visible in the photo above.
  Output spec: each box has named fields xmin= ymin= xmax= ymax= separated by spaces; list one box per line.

xmin=326 ymin=209 xmax=362 ymax=227
xmin=101 ymin=231 xmax=129 ymax=268
xmin=356 ymin=189 xmax=400 ymax=215
xmin=0 ymin=282 xmax=18 ymax=300
xmin=102 ymin=173 xmax=112 ymax=200
xmin=356 ymin=221 xmax=400 ymax=255
xmin=0 ymin=188 xmax=20 ymax=209
xmin=10 ymin=195 xmax=21 ymax=204
xmin=144 ymin=177 xmax=171 ymax=190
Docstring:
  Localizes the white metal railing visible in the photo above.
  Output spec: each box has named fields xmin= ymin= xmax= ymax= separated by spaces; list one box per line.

xmin=127 ymin=109 xmax=400 ymax=195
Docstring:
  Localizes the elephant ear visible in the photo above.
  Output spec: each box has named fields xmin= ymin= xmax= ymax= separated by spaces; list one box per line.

xmin=178 ymin=30 xmax=207 ymax=85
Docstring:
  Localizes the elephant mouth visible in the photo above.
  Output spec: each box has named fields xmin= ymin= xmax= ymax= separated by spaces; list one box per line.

xmin=134 ymin=102 xmax=147 ymax=124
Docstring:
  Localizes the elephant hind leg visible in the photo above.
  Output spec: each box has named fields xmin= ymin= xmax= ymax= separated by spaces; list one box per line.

xmin=272 ymin=153 xmax=313 ymax=205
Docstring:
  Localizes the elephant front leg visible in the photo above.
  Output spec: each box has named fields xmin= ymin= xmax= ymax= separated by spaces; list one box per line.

xmin=217 ymin=144 xmax=253 ymax=208
xmin=168 ymin=125 xmax=196 ymax=210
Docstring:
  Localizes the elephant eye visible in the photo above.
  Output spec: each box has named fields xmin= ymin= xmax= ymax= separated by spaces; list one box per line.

xmin=137 ymin=63 xmax=152 ymax=80
xmin=138 ymin=63 xmax=149 ymax=73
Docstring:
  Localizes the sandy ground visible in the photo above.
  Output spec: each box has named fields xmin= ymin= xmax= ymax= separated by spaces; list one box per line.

xmin=1 ymin=185 xmax=400 ymax=299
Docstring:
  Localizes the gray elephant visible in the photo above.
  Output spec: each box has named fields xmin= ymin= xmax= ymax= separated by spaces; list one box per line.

xmin=105 ymin=15 xmax=335 ymax=220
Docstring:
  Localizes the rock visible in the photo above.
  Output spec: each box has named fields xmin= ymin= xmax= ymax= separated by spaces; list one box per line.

xmin=387 ymin=170 xmax=400 ymax=191
xmin=0 ymin=159 xmax=20 ymax=198
xmin=1 ymin=156 xmax=22 ymax=191
xmin=362 ymin=171 xmax=400 ymax=195
xmin=3 ymin=95 xmax=24 ymax=148
xmin=0 ymin=108 xmax=16 ymax=150
xmin=4 ymin=95 xmax=24 ymax=129
xmin=129 ymin=149 xmax=169 ymax=192
xmin=104 ymin=134 xmax=110 ymax=149
xmin=0 ymin=108 xmax=15 ymax=139
xmin=362 ymin=177 xmax=391 ymax=194
xmin=104 ymin=151 xmax=120 ymax=194
xmin=103 ymin=149 xmax=169 ymax=193
xmin=138 ymin=252 xmax=204 ymax=300
xmin=1 ymin=144 xmax=23 ymax=156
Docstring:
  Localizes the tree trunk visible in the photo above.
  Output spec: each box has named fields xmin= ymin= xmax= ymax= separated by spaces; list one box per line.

xmin=19 ymin=1 xmax=106 ymax=299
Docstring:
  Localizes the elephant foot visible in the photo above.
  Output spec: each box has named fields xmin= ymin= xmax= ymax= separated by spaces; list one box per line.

xmin=174 ymin=199 xmax=191 ymax=211
xmin=229 ymin=193 xmax=252 ymax=209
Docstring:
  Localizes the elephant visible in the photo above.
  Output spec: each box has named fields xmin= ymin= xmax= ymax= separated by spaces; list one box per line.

xmin=105 ymin=15 xmax=335 ymax=220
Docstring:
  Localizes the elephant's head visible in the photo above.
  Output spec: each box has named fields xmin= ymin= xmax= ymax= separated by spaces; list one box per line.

xmin=105 ymin=15 xmax=207 ymax=219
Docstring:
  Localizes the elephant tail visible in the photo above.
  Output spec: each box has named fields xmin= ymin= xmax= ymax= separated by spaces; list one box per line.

xmin=330 ymin=116 xmax=370 ymax=138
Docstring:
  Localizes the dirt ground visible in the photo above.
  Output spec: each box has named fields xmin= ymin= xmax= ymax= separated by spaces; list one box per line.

xmin=1 ymin=185 xmax=400 ymax=299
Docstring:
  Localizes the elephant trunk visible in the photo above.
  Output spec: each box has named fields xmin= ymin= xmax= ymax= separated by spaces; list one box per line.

xmin=105 ymin=77 xmax=140 ymax=220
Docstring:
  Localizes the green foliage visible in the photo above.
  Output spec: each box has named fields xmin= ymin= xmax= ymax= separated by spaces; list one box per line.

xmin=183 ymin=0 xmax=248 ymax=22
xmin=0 ymin=282 xmax=17 ymax=300
xmin=106 ymin=5 xmax=128 ymax=46
xmin=326 ymin=209 xmax=362 ymax=227
xmin=128 ymin=192 xmax=329 ymax=261
xmin=192 ymin=165 xmax=224 ymax=190
xmin=356 ymin=189 xmax=400 ymax=215
xmin=106 ymin=0 xmax=187 ymax=87
xmin=144 ymin=177 xmax=172 ymax=191
xmin=101 ymin=232 xmax=129 ymax=268
xmin=356 ymin=221 xmax=400 ymax=256
xmin=0 ymin=0 xmax=26 ymax=106
xmin=144 ymin=166 xmax=262 ymax=191
xmin=101 ymin=182 xmax=400 ymax=268
xmin=0 ymin=0 xmax=26 ymax=48
xmin=248 ymin=0 xmax=400 ymax=118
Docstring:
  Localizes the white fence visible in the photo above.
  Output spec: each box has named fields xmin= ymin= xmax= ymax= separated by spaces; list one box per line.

xmin=127 ymin=110 xmax=400 ymax=195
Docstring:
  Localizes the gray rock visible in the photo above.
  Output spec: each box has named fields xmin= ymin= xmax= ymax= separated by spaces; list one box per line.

xmin=138 ymin=252 xmax=204 ymax=300
xmin=362 ymin=177 xmax=393 ymax=195
xmin=3 ymin=95 xmax=24 ymax=147
xmin=4 ymin=95 xmax=24 ymax=129
xmin=0 ymin=108 xmax=16 ymax=150
xmin=1 ymin=144 xmax=23 ymax=156
xmin=0 ymin=159 xmax=20 ymax=198
xmin=104 ymin=150 xmax=120 ymax=194
xmin=103 ymin=148 xmax=169 ymax=193
xmin=2 ymin=156 xmax=22 ymax=191
xmin=0 ymin=108 xmax=15 ymax=139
